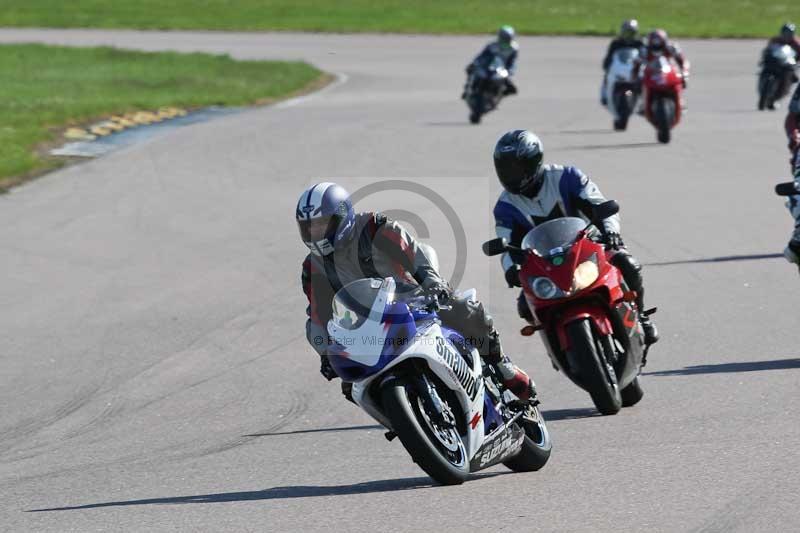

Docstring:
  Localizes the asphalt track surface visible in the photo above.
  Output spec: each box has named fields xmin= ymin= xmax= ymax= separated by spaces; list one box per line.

xmin=1 ymin=30 xmax=799 ymax=532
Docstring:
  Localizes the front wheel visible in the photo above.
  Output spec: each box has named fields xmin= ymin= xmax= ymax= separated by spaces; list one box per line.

xmin=654 ymin=97 xmax=673 ymax=144
xmin=502 ymin=404 xmax=552 ymax=472
xmin=382 ymin=379 xmax=469 ymax=485
xmin=566 ymin=320 xmax=622 ymax=415
xmin=758 ymin=73 xmax=771 ymax=110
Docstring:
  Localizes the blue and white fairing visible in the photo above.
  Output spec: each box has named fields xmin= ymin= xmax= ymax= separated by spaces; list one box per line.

xmin=326 ymin=278 xmax=512 ymax=462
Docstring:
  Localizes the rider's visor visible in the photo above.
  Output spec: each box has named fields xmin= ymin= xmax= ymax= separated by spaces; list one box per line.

xmin=298 ymin=215 xmax=337 ymax=243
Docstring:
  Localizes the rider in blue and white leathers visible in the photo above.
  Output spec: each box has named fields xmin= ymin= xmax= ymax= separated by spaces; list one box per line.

xmin=491 ymin=130 xmax=659 ymax=345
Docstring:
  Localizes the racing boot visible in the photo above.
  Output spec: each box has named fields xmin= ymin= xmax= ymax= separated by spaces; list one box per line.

xmin=640 ymin=314 xmax=659 ymax=345
xmin=487 ymin=331 xmax=535 ymax=401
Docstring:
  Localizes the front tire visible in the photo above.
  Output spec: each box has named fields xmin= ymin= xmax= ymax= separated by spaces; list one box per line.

xmin=654 ymin=97 xmax=672 ymax=144
xmin=382 ymin=379 xmax=469 ymax=485
xmin=502 ymin=404 xmax=552 ymax=472
xmin=758 ymin=73 xmax=771 ymax=110
xmin=566 ymin=320 xmax=622 ymax=415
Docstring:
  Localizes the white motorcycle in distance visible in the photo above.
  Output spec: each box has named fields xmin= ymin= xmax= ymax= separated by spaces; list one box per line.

xmin=604 ymin=46 xmax=641 ymax=131
xmin=326 ymin=277 xmax=551 ymax=485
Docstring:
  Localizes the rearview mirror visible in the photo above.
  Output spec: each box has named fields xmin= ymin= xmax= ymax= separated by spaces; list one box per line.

xmin=775 ymin=181 xmax=800 ymax=196
xmin=592 ymin=200 xmax=620 ymax=222
xmin=482 ymin=238 xmax=508 ymax=257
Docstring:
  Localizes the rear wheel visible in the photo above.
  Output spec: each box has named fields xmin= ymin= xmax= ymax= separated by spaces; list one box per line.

xmin=382 ymin=378 xmax=469 ymax=485
xmin=566 ymin=320 xmax=622 ymax=415
xmin=502 ymin=404 xmax=552 ymax=472
xmin=621 ymin=376 xmax=645 ymax=407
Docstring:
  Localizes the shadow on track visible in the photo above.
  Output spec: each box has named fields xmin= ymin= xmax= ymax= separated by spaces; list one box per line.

xmin=554 ymin=142 xmax=660 ymax=151
xmin=646 ymin=358 xmax=800 ymax=377
xmin=244 ymin=424 xmax=383 ymax=437
xmin=425 ymin=121 xmax=472 ymax=126
xmin=27 ymin=473 xmax=507 ymax=511
xmin=542 ymin=407 xmax=601 ymax=421
xmin=548 ymin=128 xmax=612 ymax=135
xmin=645 ymin=253 xmax=783 ymax=267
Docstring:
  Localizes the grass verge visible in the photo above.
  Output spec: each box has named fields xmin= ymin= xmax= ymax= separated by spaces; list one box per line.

xmin=0 ymin=1 xmax=796 ymax=38
xmin=0 ymin=44 xmax=325 ymax=192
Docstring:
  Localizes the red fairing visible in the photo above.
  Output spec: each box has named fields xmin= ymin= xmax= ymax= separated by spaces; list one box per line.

xmin=643 ymin=56 xmax=684 ymax=126
xmin=519 ymin=229 xmax=631 ymax=352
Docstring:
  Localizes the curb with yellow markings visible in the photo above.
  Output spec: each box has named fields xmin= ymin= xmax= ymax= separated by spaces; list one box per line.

xmin=63 ymin=107 xmax=188 ymax=142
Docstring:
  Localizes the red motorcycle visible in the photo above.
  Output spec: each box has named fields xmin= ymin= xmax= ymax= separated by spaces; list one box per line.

xmin=643 ymin=55 xmax=684 ymax=144
xmin=483 ymin=202 xmax=649 ymax=415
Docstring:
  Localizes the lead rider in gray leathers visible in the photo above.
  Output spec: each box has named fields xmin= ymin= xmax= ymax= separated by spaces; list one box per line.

xmin=297 ymin=182 xmax=536 ymax=401
xmin=490 ymin=130 xmax=659 ymax=346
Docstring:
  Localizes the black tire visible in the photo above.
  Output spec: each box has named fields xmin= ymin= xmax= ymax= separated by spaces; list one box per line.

xmin=621 ymin=376 xmax=645 ymax=407
xmin=758 ymin=74 xmax=770 ymax=110
xmin=382 ymin=379 xmax=469 ymax=485
xmin=654 ymin=97 xmax=673 ymax=144
xmin=502 ymin=404 xmax=552 ymax=472
xmin=613 ymin=90 xmax=630 ymax=131
xmin=765 ymin=75 xmax=779 ymax=110
xmin=566 ymin=320 xmax=622 ymax=415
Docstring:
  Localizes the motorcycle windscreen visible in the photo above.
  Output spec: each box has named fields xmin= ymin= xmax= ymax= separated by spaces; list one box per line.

xmin=521 ymin=217 xmax=586 ymax=257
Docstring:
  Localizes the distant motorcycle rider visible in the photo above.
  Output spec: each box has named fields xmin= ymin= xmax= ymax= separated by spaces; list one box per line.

xmin=636 ymin=29 xmax=689 ymax=87
xmin=298 ymin=182 xmax=535 ymax=401
xmin=768 ymin=22 xmax=800 ymax=57
xmin=462 ymin=25 xmax=519 ymax=98
xmin=600 ymin=19 xmax=645 ymax=106
xmin=491 ymin=130 xmax=659 ymax=346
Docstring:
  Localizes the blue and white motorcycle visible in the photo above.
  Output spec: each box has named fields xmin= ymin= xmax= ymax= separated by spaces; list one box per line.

xmin=326 ymin=277 xmax=551 ymax=485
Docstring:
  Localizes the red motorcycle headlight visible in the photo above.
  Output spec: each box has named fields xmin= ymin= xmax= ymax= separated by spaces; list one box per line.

xmin=571 ymin=253 xmax=599 ymax=292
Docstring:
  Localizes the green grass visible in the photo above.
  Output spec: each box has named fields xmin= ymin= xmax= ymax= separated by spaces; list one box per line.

xmin=0 ymin=0 xmax=796 ymax=38
xmin=0 ymin=44 xmax=324 ymax=191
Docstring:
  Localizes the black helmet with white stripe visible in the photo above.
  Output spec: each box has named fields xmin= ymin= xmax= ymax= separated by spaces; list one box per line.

xmin=296 ymin=182 xmax=355 ymax=256
xmin=493 ymin=130 xmax=545 ymax=196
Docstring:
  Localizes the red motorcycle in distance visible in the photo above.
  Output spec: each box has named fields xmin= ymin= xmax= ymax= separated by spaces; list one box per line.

xmin=483 ymin=202 xmax=650 ymax=415
xmin=643 ymin=55 xmax=685 ymax=144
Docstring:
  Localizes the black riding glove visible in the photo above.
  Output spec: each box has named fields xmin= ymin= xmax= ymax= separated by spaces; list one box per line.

xmin=320 ymin=354 xmax=337 ymax=381
xmin=604 ymin=232 xmax=625 ymax=250
xmin=423 ymin=280 xmax=452 ymax=304
xmin=504 ymin=265 xmax=522 ymax=288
